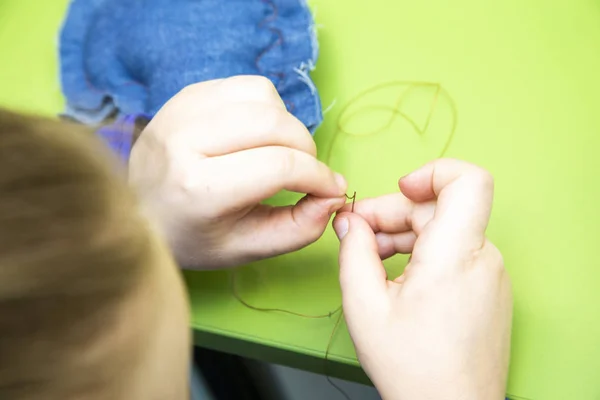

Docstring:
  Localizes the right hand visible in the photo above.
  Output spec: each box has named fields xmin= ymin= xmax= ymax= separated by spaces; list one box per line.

xmin=333 ymin=159 xmax=512 ymax=400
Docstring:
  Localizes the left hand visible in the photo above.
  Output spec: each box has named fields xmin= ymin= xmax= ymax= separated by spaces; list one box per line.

xmin=128 ymin=76 xmax=347 ymax=269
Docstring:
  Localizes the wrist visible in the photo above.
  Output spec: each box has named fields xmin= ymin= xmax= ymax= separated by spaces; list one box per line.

xmin=379 ymin=385 xmax=506 ymax=400
xmin=373 ymin=371 xmax=505 ymax=400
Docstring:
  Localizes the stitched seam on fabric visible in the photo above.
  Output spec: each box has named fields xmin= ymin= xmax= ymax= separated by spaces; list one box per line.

xmin=256 ymin=0 xmax=295 ymax=112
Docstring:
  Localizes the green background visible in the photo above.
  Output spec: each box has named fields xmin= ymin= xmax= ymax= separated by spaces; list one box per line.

xmin=2 ymin=0 xmax=600 ymax=399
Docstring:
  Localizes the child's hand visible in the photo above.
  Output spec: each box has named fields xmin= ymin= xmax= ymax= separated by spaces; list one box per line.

xmin=129 ymin=76 xmax=347 ymax=269
xmin=333 ymin=159 xmax=511 ymax=400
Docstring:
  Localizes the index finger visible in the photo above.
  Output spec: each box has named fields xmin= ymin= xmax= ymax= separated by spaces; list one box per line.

xmin=399 ymin=158 xmax=494 ymax=251
xmin=186 ymin=103 xmax=317 ymax=158
xmin=181 ymin=146 xmax=347 ymax=213
xmin=177 ymin=76 xmax=285 ymax=109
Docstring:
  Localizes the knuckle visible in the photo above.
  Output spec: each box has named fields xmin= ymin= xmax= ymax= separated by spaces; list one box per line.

xmin=225 ymin=75 xmax=277 ymax=98
xmin=173 ymin=81 xmax=219 ymax=104
xmin=307 ymin=139 xmax=318 ymax=157
xmin=463 ymin=166 xmax=494 ymax=197
xmin=223 ymin=102 xmax=282 ymax=129
xmin=269 ymin=110 xmax=315 ymax=153
xmin=177 ymin=82 xmax=203 ymax=98
xmin=483 ymin=240 xmax=505 ymax=272
xmin=246 ymin=75 xmax=276 ymax=92
xmin=472 ymin=167 xmax=494 ymax=188
xmin=301 ymin=123 xmax=318 ymax=156
xmin=259 ymin=107 xmax=316 ymax=155
xmin=256 ymin=104 xmax=286 ymax=132
xmin=491 ymin=247 xmax=505 ymax=272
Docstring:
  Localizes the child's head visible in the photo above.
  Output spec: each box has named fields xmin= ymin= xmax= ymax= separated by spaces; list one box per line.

xmin=0 ymin=109 xmax=190 ymax=399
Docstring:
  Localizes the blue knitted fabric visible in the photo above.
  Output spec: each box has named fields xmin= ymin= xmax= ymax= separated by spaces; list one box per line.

xmin=58 ymin=0 xmax=323 ymax=134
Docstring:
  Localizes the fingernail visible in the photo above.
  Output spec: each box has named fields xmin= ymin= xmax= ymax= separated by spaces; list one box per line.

xmin=334 ymin=173 xmax=348 ymax=193
xmin=402 ymin=167 xmax=423 ymax=181
xmin=398 ymin=171 xmax=416 ymax=189
xmin=333 ymin=217 xmax=348 ymax=240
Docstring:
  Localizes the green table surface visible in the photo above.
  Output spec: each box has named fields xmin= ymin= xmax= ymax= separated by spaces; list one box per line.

xmin=2 ymin=1 xmax=600 ymax=399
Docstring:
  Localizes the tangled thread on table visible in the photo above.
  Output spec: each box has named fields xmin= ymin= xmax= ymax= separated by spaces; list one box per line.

xmin=231 ymin=81 xmax=458 ymax=400
xmin=325 ymin=80 xmax=458 ymax=165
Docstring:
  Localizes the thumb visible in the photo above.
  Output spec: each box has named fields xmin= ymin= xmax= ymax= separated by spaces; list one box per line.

xmin=231 ymin=195 xmax=345 ymax=261
xmin=333 ymin=213 xmax=388 ymax=308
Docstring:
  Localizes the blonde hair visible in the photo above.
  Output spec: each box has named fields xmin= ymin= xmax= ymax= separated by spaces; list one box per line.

xmin=0 ymin=109 xmax=154 ymax=399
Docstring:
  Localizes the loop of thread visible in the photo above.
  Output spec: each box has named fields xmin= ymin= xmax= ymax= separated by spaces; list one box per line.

xmin=325 ymin=81 xmax=458 ymax=166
